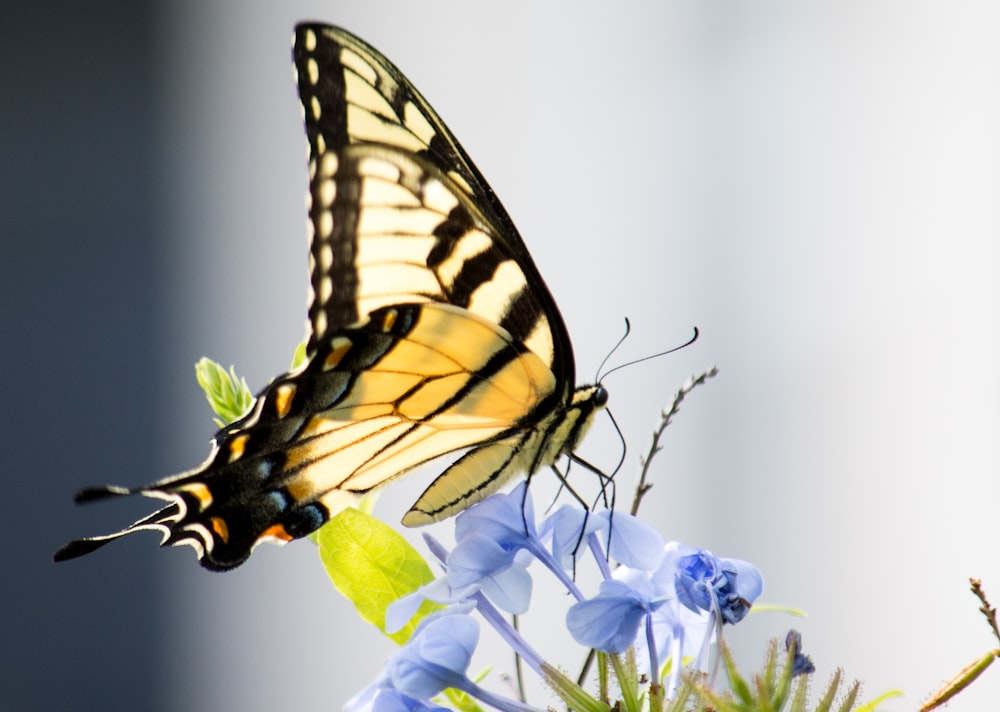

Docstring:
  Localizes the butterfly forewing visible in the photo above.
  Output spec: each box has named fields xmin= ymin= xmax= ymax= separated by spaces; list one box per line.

xmin=294 ymin=25 xmax=573 ymax=387
xmin=293 ymin=25 xmax=510 ymax=232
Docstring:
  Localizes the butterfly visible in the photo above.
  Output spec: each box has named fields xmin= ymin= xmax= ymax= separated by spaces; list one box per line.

xmin=54 ymin=23 xmax=608 ymax=571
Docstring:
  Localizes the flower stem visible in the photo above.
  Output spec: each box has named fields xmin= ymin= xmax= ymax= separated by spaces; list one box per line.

xmin=473 ymin=592 xmax=545 ymax=675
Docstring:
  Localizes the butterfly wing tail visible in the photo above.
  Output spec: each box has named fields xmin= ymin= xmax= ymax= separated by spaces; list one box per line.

xmin=54 ymin=466 xmax=300 ymax=571
xmin=73 ymin=484 xmax=133 ymax=503
xmin=53 ymin=500 xmax=181 ymax=562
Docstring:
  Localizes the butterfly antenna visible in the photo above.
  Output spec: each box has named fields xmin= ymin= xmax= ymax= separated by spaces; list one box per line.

xmin=594 ymin=318 xmax=632 ymax=383
xmin=600 ymin=326 xmax=699 ymax=382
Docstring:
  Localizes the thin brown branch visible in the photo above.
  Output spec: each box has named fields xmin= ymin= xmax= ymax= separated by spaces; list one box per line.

xmin=631 ymin=366 xmax=718 ymax=516
xmin=971 ymin=578 xmax=1000 ymax=647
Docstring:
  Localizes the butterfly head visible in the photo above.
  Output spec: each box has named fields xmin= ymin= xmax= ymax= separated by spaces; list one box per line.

xmin=571 ymin=383 xmax=608 ymax=421
xmin=553 ymin=383 xmax=609 ymax=458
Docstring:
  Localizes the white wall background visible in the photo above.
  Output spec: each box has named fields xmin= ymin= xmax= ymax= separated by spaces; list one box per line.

xmin=152 ymin=3 xmax=1000 ymax=710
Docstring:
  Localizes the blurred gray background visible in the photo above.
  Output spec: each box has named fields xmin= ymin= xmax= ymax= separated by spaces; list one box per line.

xmin=5 ymin=2 xmax=999 ymax=710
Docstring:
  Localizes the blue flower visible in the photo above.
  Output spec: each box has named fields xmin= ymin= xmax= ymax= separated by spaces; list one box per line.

xmin=785 ymin=630 xmax=815 ymax=677
xmin=386 ymin=486 xmax=542 ymax=629
xmin=367 ymin=485 xmax=766 ymax=712
xmin=599 ymin=511 xmax=665 ymax=571
xmin=387 ymin=611 xmax=479 ymax=698
xmin=345 ymin=611 xmax=477 ymax=712
xmin=347 ymin=688 xmax=450 ymax=712
xmin=454 ymin=481 xmax=537 ymax=548
xmin=566 ymin=579 xmax=664 ymax=653
xmin=543 ymin=506 xmax=664 ymax=572
xmin=452 ymin=482 xmax=586 ymax=602
xmin=660 ymin=543 xmax=763 ymax=624
xmin=541 ymin=505 xmax=595 ymax=570
xmin=625 ymin=542 xmax=764 ymax=696
xmin=564 ymin=537 xmax=763 ymax=667
xmin=356 ymin=608 xmax=545 ymax=712
xmin=446 ymin=533 xmax=533 ymax=614
xmin=635 ymin=578 xmax=712 ymax=693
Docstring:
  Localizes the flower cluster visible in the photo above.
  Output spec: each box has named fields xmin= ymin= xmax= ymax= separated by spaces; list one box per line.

xmin=191 ymin=358 xmax=913 ymax=711
xmin=345 ymin=483 xmax=764 ymax=712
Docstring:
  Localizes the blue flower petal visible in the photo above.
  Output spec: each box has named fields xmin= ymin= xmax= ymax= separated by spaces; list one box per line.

xmin=542 ymin=505 xmax=593 ymax=569
xmin=447 ymin=533 xmax=519 ymax=589
xmin=385 ymin=579 xmax=454 ymax=634
xmin=372 ymin=690 xmax=451 ymax=712
xmin=414 ymin=615 xmax=478 ymax=672
xmin=599 ymin=511 xmax=665 ymax=571
xmin=614 ymin=565 xmax=659 ymax=601
xmin=454 ymin=482 xmax=536 ymax=547
xmin=444 ymin=533 xmax=534 ymax=613
xmin=725 ymin=557 xmax=764 ymax=602
xmin=566 ymin=580 xmax=649 ymax=653
xmin=345 ymin=679 xmax=386 ymax=712
xmin=543 ymin=507 xmax=665 ymax=572
xmin=388 ymin=614 xmax=479 ymax=698
xmin=479 ymin=563 xmax=532 ymax=615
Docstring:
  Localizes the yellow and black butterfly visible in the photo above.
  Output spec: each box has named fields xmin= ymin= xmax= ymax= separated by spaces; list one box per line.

xmin=54 ymin=24 xmax=608 ymax=571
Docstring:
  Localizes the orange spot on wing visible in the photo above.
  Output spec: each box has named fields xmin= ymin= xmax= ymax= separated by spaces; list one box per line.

xmin=259 ymin=524 xmax=293 ymax=543
xmin=274 ymin=383 xmax=297 ymax=418
xmin=228 ymin=433 xmax=249 ymax=462
xmin=210 ymin=516 xmax=230 ymax=544
xmin=177 ymin=482 xmax=213 ymax=510
xmin=324 ymin=337 xmax=353 ymax=370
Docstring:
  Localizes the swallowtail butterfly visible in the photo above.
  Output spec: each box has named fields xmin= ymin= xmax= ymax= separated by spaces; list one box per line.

xmin=54 ymin=24 xmax=608 ymax=570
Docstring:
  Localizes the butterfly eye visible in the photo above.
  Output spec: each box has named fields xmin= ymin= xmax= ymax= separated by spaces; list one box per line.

xmin=594 ymin=385 xmax=609 ymax=408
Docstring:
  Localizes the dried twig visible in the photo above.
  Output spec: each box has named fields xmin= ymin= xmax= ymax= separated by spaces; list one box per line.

xmin=971 ymin=578 xmax=1000 ymax=646
xmin=920 ymin=579 xmax=1000 ymax=711
xmin=631 ymin=366 xmax=718 ymax=516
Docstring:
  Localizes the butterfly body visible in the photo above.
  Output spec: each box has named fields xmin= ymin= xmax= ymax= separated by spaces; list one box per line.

xmin=54 ymin=24 xmax=607 ymax=570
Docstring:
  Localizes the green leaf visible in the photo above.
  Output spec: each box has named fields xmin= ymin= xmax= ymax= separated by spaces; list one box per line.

xmin=814 ymin=668 xmax=841 ymax=712
xmin=290 ymin=340 xmax=308 ymax=370
xmin=542 ymin=663 xmax=611 ymax=712
xmin=719 ymin=638 xmax=753 ymax=706
xmin=194 ymin=357 xmax=255 ymax=427
xmin=856 ymin=690 xmax=903 ymax=711
xmin=316 ymin=507 xmax=438 ymax=645
xmin=440 ymin=684 xmax=487 ymax=712
xmin=610 ymin=650 xmax=641 ymax=712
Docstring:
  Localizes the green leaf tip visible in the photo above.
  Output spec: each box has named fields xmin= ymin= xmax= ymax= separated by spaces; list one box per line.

xmin=194 ymin=357 xmax=255 ymax=427
xmin=290 ymin=341 xmax=308 ymax=370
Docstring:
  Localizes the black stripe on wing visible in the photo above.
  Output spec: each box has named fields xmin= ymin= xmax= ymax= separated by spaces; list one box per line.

xmin=304 ymin=144 xmax=563 ymax=387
